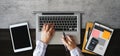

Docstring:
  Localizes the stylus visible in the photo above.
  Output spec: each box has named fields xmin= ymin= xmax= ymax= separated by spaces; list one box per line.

xmin=63 ymin=32 xmax=68 ymax=52
xmin=87 ymin=28 xmax=91 ymax=40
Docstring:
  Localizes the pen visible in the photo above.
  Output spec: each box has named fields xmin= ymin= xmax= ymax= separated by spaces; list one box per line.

xmin=63 ymin=32 xmax=68 ymax=51
xmin=87 ymin=28 xmax=91 ymax=40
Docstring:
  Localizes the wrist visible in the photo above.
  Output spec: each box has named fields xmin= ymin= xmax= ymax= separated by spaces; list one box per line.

xmin=40 ymin=40 xmax=49 ymax=44
xmin=68 ymin=45 xmax=77 ymax=51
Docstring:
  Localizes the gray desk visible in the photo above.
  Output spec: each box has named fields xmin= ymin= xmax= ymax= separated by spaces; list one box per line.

xmin=0 ymin=0 xmax=120 ymax=29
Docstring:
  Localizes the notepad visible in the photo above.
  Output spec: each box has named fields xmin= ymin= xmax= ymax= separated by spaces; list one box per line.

xmin=102 ymin=30 xmax=111 ymax=40
xmin=91 ymin=29 xmax=100 ymax=38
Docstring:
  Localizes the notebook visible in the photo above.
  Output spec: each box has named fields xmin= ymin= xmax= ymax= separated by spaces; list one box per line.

xmin=82 ymin=22 xmax=95 ymax=54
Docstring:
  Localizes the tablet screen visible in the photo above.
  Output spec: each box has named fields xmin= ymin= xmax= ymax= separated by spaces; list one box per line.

xmin=11 ymin=25 xmax=31 ymax=49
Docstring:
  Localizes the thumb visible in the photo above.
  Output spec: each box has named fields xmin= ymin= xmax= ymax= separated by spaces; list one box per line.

xmin=61 ymin=36 xmax=68 ymax=46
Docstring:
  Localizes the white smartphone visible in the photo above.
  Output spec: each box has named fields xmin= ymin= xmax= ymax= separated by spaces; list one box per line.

xmin=9 ymin=22 xmax=32 ymax=53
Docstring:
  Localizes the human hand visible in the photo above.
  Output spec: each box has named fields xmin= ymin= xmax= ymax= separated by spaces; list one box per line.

xmin=61 ymin=35 xmax=77 ymax=51
xmin=40 ymin=23 xmax=55 ymax=44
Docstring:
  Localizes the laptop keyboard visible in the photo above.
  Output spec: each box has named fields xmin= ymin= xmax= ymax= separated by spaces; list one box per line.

xmin=39 ymin=15 xmax=77 ymax=31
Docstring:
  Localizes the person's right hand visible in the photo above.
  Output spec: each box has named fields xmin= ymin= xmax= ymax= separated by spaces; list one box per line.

xmin=61 ymin=35 xmax=77 ymax=51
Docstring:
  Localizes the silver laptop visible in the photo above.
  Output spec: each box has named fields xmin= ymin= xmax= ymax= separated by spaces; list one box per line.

xmin=35 ymin=11 xmax=81 ymax=45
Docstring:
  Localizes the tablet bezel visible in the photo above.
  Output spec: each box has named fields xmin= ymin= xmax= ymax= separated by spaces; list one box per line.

xmin=9 ymin=22 xmax=32 ymax=53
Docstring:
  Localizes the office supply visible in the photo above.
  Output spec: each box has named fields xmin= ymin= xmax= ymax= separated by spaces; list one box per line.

xmin=87 ymin=38 xmax=99 ymax=51
xmin=85 ymin=22 xmax=114 ymax=56
xmin=63 ymin=32 xmax=68 ymax=52
xmin=9 ymin=22 xmax=32 ymax=53
xmin=35 ymin=11 xmax=81 ymax=44
xmin=82 ymin=22 xmax=95 ymax=54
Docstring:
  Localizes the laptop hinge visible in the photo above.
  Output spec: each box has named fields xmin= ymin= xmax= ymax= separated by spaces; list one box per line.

xmin=42 ymin=13 xmax=74 ymax=15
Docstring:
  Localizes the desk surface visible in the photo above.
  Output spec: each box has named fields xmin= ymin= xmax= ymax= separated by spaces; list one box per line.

xmin=0 ymin=29 xmax=120 ymax=56
xmin=1 ymin=0 xmax=120 ymax=29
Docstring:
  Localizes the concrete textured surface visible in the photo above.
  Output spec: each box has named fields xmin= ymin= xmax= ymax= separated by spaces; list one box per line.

xmin=0 ymin=0 xmax=120 ymax=29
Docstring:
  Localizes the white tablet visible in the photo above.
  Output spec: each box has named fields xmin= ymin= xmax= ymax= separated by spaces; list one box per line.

xmin=9 ymin=22 xmax=32 ymax=53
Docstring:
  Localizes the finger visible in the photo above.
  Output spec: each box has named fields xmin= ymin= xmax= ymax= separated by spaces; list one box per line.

xmin=48 ymin=24 xmax=54 ymax=32
xmin=68 ymin=35 xmax=75 ymax=42
xmin=69 ymin=35 xmax=74 ymax=40
xmin=44 ymin=23 xmax=47 ymax=30
xmin=67 ymin=35 xmax=76 ymax=44
xmin=51 ymin=29 xmax=55 ymax=35
xmin=61 ymin=36 xmax=68 ymax=46
xmin=47 ymin=23 xmax=53 ymax=26
xmin=49 ymin=23 xmax=54 ymax=28
xmin=46 ymin=24 xmax=50 ymax=31
xmin=67 ymin=41 xmax=71 ymax=45
xmin=46 ymin=23 xmax=54 ymax=31
xmin=49 ymin=23 xmax=53 ymax=25
xmin=66 ymin=35 xmax=72 ymax=42
xmin=65 ymin=36 xmax=71 ymax=45
xmin=42 ymin=24 xmax=46 ymax=31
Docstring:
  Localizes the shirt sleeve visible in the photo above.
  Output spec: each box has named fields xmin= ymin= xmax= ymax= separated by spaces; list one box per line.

xmin=70 ymin=47 xmax=84 ymax=56
xmin=33 ymin=40 xmax=47 ymax=56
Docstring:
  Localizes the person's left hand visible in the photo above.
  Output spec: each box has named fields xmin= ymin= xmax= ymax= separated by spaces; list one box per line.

xmin=40 ymin=23 xmax=55 ymax=44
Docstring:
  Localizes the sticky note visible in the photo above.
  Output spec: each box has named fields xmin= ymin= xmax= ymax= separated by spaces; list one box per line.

xmin=91 ymin=29 xmax=100 ymax=38
xmin=102 ymin=30 xmax=111 ymax=40
xmin=97 ymin=38 xmax=106 ymax=46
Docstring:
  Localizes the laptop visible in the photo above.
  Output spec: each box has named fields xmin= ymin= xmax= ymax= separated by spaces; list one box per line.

xmin=35 ymin=11 xmax=82 ymax=44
